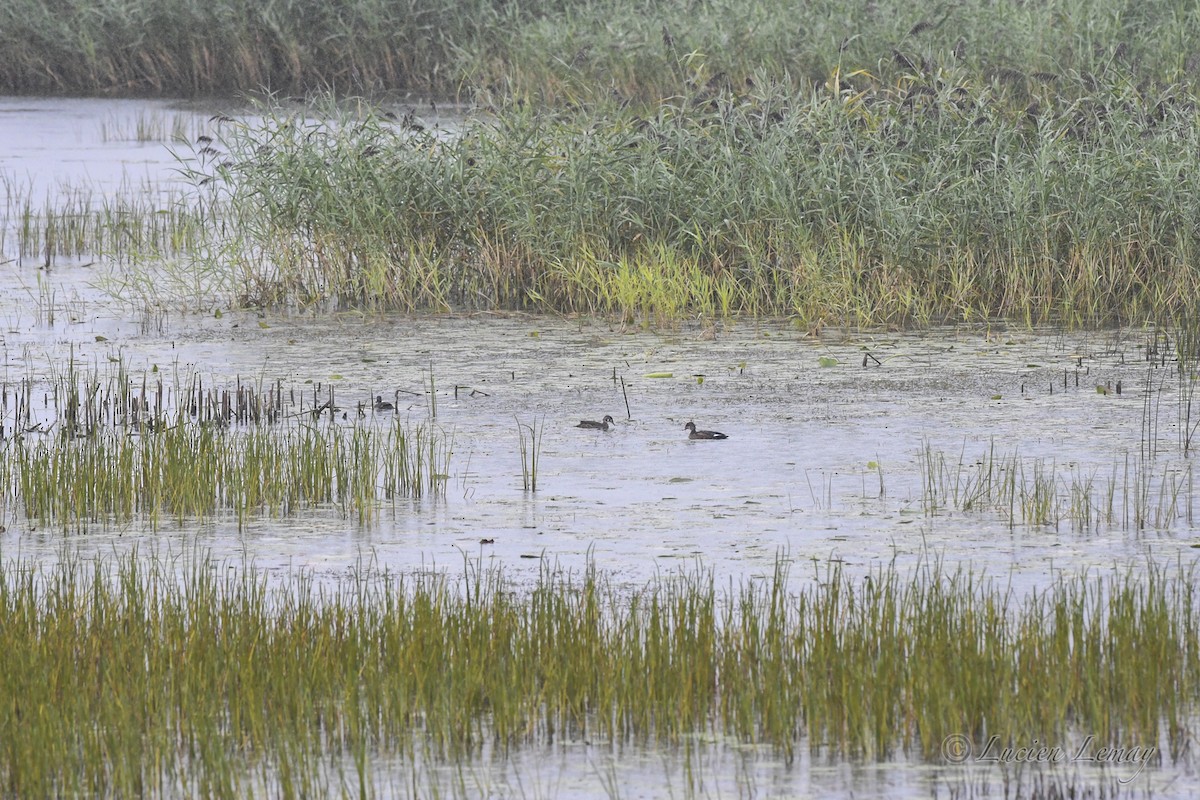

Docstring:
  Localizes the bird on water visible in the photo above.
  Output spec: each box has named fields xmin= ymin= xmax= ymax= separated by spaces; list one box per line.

xmin=684 ymin=421 xmax=727 ymax=440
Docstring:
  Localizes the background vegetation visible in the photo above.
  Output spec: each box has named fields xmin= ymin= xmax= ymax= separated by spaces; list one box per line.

xmin=3 ymin=0 xmax=1200 ymax=102
xmin=11 ymin=0 xmax=1200 ymax=322
xmin=192 ymin=78 xmax=1200 ymax=324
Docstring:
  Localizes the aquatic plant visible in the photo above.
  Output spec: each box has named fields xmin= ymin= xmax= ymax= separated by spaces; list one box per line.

xmin=186 ymin=80 xmax=1200 ymax=325
xmin=6 ymin=416 xmax=451 ymax=529
xmin=918 ymin=442 xmax=1194 ymax=532
xmin=1 ymin=0 xmax=1199 ymax=102
xmin=0 ymin=551 xmax=1192 ymax=795
xmin=516 ymin=415 xmax=544 ymax=491
xmin=0 ymin=358 xmax=452 ymax=529
xmin=0 ymin=173 xmax=211 ymax=268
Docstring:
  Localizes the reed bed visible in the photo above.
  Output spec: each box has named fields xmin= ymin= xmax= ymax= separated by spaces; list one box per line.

xmin=187 ymin=78 xmax=1200 ymax=324
xmin=8 ymin=416 xmax=449 ymax=529
xmin=0 ymin=359 xmax=451 ymax=529
xmin=0 ymin=553 xmax=1191 ymax=796
xmin=2 ymin=0 xmax=1199 ymax=101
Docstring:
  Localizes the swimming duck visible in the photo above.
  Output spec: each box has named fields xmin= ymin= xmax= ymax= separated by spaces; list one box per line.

xmin=374 ymin=394 xmax=395 ymax=412
xmin=577 ymin=415 xmax=615 ymax=431
xmin=685 ymin=421 xmax=727 ymax=440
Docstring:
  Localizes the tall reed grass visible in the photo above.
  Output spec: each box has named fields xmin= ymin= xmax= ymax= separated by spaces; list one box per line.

xmin=189 ymin=80 xmax=1200 ymax=324
xmin=6 ymin=417 xmax=451 ymax=530
xmin=919 ymin=443 xmax=1195 ymax=532
xmin=2 ymin=0 xmax=1199 ymax=101
xmin=0 ymin=356 xmax=452 ymax=528
xmin=0 ymin=553 xmax=1191 ymax=796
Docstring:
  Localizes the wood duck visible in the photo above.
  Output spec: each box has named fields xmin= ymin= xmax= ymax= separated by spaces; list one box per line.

xmin=576 ymin=415 xmax=615 ymax=431
xmin=684 ymin=421 xmax=727 ymax=440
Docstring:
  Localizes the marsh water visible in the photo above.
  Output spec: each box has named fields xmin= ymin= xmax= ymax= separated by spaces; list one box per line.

xmin=2 ymin=96 xmax=1197 ymax=798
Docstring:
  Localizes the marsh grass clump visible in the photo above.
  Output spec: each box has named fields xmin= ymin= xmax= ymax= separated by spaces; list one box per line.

xmin=0 ymin=552 xmax=1193 ymax=795
xmin=5 ymin=416 xmax=451 ymax=530
xmin=191 ymin=80 xmax=1200 ymax=325
xmin=16 ymin=418 xmax=451 ymax=528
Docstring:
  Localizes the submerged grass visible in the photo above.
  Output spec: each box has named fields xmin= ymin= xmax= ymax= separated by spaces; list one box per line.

xmin=183 ymin=78 xmax=1200 ymax=324
xmin=0 ymin=552 xmax=1192 ymax=796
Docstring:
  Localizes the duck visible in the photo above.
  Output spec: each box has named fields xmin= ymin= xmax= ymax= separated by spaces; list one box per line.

xmin=373 ymin=394 xmax=395 ymax=412
xmin=576 ymin=415 xmax=616 ymax=431
xmin=684 ymin=421 xmax=727 ymax=440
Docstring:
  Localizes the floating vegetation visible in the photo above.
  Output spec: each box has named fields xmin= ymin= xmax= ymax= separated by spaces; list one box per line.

xmin=0 ymin=552 xmax=1190 ymax=796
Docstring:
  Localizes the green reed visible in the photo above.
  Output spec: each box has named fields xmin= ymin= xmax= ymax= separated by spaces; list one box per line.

xmin=5 ymin=416 xmax=451 ymax=530
xmin=516 ymin=415 xmax=544 ymax=491
xmin=918 ymin=443 xmax=1195 ymax=532
xmin=0 ymin=552 xmax=1193 ymax=796
xmin=3 ymin=0 xmax=1200 ymax=102
xmin=0 ymin=174 xmax=210 ymax=267
xmin=186 ymin=78 xmax=1200 ymax=324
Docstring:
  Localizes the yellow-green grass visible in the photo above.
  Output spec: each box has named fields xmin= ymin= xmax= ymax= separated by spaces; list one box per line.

xmin=185 ymin=80 xmax=1200 ymax=325
xmin=0 ymin=553 xmax=1192 ymax=796
xmin=3 ymin=417 xmax=450 ymax=530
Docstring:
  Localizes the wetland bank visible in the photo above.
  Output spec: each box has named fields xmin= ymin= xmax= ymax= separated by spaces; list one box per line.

xmin=6 ymin=0 xmax=1200 ymax=796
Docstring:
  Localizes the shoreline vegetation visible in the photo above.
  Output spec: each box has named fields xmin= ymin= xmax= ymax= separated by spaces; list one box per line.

xmin=2 ymin=0 xmax=1200 ymax=102
xmin=184 ymin=81 xmax=1200 ymax=325
xmin=0 ymin=552 xmax=1191 ymax=796
xmin=5 ymin=0 xmax=1200 ymax=324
